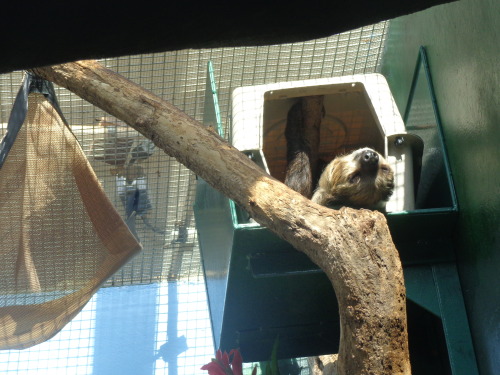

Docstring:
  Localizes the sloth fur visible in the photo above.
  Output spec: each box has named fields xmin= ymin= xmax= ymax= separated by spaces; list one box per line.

xmin=311 ymin=147 xmax=394 ymax=211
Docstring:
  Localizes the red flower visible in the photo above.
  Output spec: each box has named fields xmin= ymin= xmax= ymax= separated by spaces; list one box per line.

xmin=201 ymin=349 xmax=253 ymax=375
xmin=229 ymin=349 xmax=243 ymax=375
xmin=200 ymin=360 xmax=228 ymax=375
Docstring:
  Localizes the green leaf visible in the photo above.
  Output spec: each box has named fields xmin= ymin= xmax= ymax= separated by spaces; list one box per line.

xmin=265 ymin=361 xmax=272 ymax=375
xmin=269 ymin=336 xmax=280 ymax=375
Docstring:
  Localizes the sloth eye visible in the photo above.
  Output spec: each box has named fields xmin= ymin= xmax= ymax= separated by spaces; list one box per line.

xmin=349 ymin=173 xmax=361 ymax=184
xmin=380 ymin=166 xmax=390 ymax=173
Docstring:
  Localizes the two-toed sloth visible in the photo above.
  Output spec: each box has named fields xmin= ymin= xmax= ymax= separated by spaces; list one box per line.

xmin=311 ymin=148 xmax=394 ymax=212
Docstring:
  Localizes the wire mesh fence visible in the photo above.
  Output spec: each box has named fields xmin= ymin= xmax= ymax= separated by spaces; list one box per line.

xmin=0 ymin=21 xmax=387 ymax=374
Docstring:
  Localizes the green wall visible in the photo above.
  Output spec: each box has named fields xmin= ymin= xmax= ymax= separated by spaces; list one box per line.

xmin=381 ymin=0 xmax=500 ymax=374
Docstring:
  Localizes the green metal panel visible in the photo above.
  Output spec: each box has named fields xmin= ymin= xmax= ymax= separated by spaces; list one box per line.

xmin=221 ymin=227 xmax=340 ymax=361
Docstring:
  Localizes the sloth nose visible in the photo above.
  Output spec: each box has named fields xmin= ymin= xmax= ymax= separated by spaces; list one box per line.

xmin=361 ymin=150 xmax=379 ymax=164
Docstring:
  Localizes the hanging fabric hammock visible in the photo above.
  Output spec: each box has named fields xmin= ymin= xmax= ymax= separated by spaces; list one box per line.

xmin=0 ymin=72 xmax=141 ymax=349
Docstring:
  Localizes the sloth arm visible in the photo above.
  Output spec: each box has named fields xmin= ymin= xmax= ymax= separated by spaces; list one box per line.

xmin=311 ymin=187 xmax=333 ymax=206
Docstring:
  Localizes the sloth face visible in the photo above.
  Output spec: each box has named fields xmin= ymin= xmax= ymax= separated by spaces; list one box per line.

xmin=315 ymin=147 xmax=394 ymax=210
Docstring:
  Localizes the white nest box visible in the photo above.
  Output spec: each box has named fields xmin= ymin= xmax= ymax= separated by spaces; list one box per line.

xmin=231 ymin=73 xmax=417 ymax=212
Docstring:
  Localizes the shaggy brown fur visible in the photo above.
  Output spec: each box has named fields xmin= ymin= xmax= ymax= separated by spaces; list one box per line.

xmin=285 ymin=151 xmax=314 ymax=197
xmin=311 ymin=148 xmax=394 ymax=211
xmin=284 ymin=96 xmax=323 ymax=198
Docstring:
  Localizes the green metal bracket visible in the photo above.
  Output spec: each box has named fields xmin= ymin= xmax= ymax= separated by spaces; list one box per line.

xmin=204 ymin=60 xmax=224 ymax=137
xmin=404 ymin=46 xmax=458 ymax=211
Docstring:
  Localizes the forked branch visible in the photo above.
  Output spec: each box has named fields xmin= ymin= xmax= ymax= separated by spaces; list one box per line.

xmin=31 ymin=61 xmax=411 ymax=375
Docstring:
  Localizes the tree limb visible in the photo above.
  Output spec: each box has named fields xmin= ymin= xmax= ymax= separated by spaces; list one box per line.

xmin=30 ymin=61 xmax=411 ymax=375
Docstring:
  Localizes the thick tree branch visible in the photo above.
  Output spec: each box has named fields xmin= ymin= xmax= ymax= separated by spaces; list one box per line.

xmin=30 ymin=61 xmax=411 ymax=375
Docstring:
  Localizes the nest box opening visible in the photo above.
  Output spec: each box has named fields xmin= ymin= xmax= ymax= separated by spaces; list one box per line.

xmin=262 ymin=82 xmax=386 ymax=183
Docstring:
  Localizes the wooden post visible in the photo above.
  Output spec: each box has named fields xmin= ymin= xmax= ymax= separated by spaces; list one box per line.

xmin=30 ymin=61 xmax=411 ymax=375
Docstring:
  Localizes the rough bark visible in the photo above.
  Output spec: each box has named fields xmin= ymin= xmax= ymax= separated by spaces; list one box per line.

xmin=309 ymin=354 xmax=339 ymax=375
xmin=30 ymin=61 xmax=411 ymax=375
